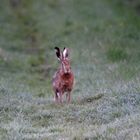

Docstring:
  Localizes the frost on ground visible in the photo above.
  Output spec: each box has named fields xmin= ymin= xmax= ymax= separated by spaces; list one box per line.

xmin=0 ymin=76 xmax=140 ymax=139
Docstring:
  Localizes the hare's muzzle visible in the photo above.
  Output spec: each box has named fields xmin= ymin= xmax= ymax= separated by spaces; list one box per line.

xmin=65 ymin=70 xmax=71 ymax=74
xmin=63 ymin=67 xmax=71 ymax=74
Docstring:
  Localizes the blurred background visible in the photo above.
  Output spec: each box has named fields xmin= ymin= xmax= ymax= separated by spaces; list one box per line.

xmin=0 ymin=0 xmax=140 ymax=139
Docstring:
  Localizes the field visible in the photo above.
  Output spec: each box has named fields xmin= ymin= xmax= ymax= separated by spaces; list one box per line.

xmin=0 ymin=0 xmax=140 ymax=139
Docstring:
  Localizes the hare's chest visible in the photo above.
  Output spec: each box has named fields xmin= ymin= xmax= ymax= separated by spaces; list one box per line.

xmin=61 ymin=75 xmax=73 ymax=92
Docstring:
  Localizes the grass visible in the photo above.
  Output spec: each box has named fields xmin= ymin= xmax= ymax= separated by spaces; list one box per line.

xmin=0 ymin=0 xmax=140 ymax=139
xmin=107 ymin=47 xmax=128 ymax=62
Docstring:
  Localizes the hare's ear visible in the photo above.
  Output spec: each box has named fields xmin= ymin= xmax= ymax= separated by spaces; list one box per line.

xmin=63 ymin=47 xmax=69 ymax=59
xmin=54 ymin=47 xmax=61 ymax=60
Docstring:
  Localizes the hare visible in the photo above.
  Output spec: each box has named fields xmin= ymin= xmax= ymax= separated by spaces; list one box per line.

xmin=52 ymin=47 xmax=74 ymax=103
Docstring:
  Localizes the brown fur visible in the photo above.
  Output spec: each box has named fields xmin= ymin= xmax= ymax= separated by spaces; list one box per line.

xmin=52 ymin=47 xmax=74 ymax=103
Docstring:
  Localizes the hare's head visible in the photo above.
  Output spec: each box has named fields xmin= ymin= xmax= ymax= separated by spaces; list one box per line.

xmin=55 ymin=47 xmax=71 ymax=74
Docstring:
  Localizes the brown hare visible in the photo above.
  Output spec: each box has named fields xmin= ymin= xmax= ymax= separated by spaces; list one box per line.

xmin=52 ymin=47 xmax=74 ymax=103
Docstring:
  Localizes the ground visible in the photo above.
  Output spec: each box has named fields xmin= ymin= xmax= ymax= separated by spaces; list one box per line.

xmin=0 ymin=0 xmax=140 ymax=139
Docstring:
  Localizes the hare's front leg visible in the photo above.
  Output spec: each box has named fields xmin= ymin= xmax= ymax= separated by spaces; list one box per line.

xmin=59 ymin=92 xmax=63 ymax=103
xmin=54 ymin=92 xmax=63 ymax=104
xmin=54 ymin=92 xmax=59 ymax=103
xmin=66 ymin=92 xmax=71 ymax=103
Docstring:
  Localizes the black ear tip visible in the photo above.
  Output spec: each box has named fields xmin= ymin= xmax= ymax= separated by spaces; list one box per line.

xmin=54 ymin=46 xmax=59 ymax=50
